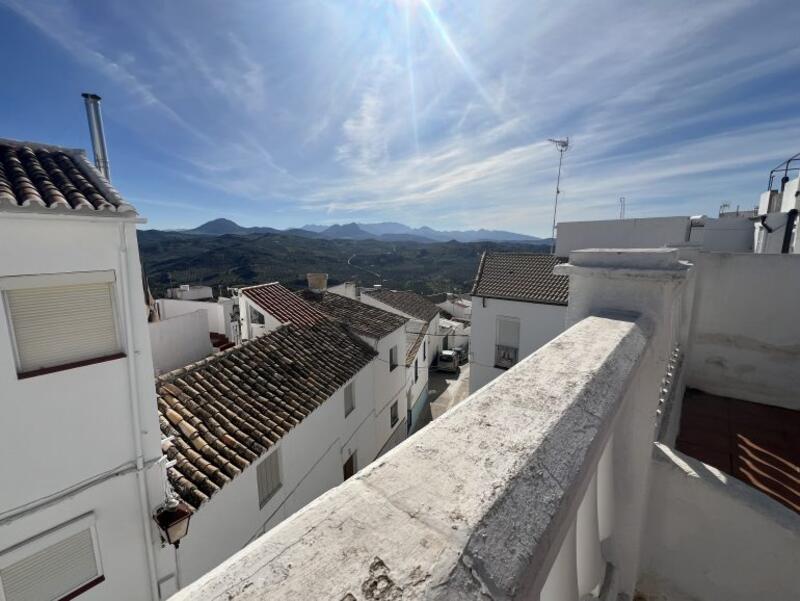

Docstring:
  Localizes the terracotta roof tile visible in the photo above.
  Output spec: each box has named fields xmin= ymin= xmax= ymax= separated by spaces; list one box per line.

xmin=0 ymin=141 xmax=134 ymax=213
xmin=364 ymin=289 xmax=439 ymax=323
xmin=157 ymin=321 xmax=377 ymax=511
xmin=470 ymin=252 xmax=568 ymax=306
xmin=242 ymin=283 xmax=328 ymax=327
xmin=297 ymin=289 xmax=408 ymax=340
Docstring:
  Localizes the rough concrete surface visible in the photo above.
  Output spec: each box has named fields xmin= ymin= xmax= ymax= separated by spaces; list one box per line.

xmin=171 ymin=316 xmax=648 ymax=601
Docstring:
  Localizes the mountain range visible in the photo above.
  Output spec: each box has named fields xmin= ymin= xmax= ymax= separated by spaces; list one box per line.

xmin=179 ymin=218 xmax=543 ymax=243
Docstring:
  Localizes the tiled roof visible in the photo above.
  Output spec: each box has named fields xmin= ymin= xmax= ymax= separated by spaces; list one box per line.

xmin=406 ymin=329 xmax=426 ymax=366
xmin=0 ymin=140 xmax=134 ymax=213
xmin=242 ymin=283 xmax=329 ymax=326
xmin=471 ymin=252 xmax=568 ymax=306
xmin=364 ymin=289 xmax=440 ymax=323
xmin=157 ymin=321 xmax=377 ymax=511
xmin=297 ymin=289 xmax=408 ymax=340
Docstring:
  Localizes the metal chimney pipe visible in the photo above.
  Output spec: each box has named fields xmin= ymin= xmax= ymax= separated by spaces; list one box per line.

xmin=81 ymin=92 xmax=111 ymax=181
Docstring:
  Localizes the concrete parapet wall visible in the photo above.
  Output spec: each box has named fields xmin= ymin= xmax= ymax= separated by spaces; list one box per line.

xmin=171 ymin=315 xmax=649 ymax=600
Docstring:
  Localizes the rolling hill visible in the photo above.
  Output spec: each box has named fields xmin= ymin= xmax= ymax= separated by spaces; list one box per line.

xmin=138 ymin=227 xmax=551 ymax=297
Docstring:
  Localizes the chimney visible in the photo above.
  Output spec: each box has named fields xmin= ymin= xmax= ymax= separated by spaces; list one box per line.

xmin=81 ymin=93 xmax=111 ymax=181
xmin=307 ymin=273 xmax=328 ymax=293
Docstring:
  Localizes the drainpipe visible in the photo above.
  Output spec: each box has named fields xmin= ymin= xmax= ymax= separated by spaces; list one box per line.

xmin=81 ymin=93 xmax=111 ymax=181
xmin=781 ymin=209 xmax=798 ymax=254
xmin=118 ymin=222 xmax=160 ymax=600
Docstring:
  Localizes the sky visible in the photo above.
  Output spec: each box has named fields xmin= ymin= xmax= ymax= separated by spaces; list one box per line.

xmin=1 ymin=0 xmax=799 ymax=236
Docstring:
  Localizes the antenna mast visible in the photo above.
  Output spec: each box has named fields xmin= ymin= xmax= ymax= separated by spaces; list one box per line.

xmin=619 ymin=196 xmax=626 ymax=219
xmin=548 ymin=137 xmax=569 ymax=254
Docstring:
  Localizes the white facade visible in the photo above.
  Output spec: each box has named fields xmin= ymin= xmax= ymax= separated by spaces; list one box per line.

xmin=436 ymin=294 xmax=472 ymax=321
xmin=155 ymin=297 xmax=236 ymax=341
xmin=556 ymin=215 xmax=753 ymax=256
xmin=237 ymin=293 xmax=408 ymax=466
xmin=754 ymin=176 xmax=799 ymax=254
xmin=469 ymin=296 xmax=566 ymax=394
xmin=148 ymin=310 xmax=213 ymax=375
xmin=0 ymin=212 xmax=166 ymax=601
xmin=173 ymin=362 xmax=377 ymax=588
xmin=166 ymin=285 xmax=213 ymax=301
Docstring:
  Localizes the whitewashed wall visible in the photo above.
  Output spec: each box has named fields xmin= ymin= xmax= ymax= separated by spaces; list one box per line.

xmin=369 ymin=327 xmax=408 ymax=456
xmin=149 ymin=310 xmax=213 ymax=375
xmin=175 ymin=362 xmax=377 ymax=588
xmin=156 ymin=298 xmax=230 ymax=337
xmin=556 ymin=216 xmax=690 ymax=256
xmin=469 ymin=296 xmax=566 ymax=393
xmin=0 ymin=214 xmax=164 ymax=600
xmin=686 ymin=252 xmax=800 ymax=409
xmin=640 ymin=444 xmax=800 ymax=601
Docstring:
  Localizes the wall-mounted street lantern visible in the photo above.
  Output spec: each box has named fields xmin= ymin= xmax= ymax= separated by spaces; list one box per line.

xmin=154 ymin=497 xmax=193 ymax=548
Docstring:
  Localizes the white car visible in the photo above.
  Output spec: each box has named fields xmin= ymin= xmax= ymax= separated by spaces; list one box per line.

xmin=437 ymin=350 xmax=460 ymax=374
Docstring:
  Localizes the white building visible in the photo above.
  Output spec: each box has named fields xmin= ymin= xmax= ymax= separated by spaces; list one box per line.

xmin=238 ymin=280 xmax=409 ymax=457
xmin=754 ymin=157 xmax=799 ymax=253
xmin=295 ymin=286 xmax=411 ymax=453
xmin=165 ymin=284 xmax=214 ymax=301
xmin=155 ymin=315 xmax=379 ymax=590
xmin=556 ymin=214 xmax=754 ymax=256
xmin=469 ymin=252 xmax=568 ymax=394
xmin=434 ymin=292 xmax=472 ymax=321
xmin=0 ymin=139 xmax=169 ymax=600
xmin=357 ymin=288 xmax=442 ymax=433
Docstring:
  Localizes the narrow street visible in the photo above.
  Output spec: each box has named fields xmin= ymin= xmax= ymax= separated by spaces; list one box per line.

xmin=428 ymin=363 xmax=471 ymax=420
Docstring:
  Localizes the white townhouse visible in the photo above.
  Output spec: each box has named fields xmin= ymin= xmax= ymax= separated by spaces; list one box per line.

xmin=295 ymin=285 xmax=410 ymax=454
xmin=357 ymin=288 xmax=441 ymax=433
xmin=156 ymin=314 xmax=378 ymax=589
xmin=0 ymin=139 xmax=169 ymax=600
xmin=469 ymin=252 xmax=568 ymax=394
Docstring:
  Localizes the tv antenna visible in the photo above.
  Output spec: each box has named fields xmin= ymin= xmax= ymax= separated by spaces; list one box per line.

xmin=619 ymin=196 xmax=626 ymax=219
xmin=548 ymin=137 xmax=569 ymax=253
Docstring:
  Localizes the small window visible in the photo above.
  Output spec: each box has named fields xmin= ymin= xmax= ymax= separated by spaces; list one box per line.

xmin=390 ymin=401 xmax=398 ymax=427
xmin=344 ymin=382 xmax=355 ymax=417
xmin=249 ymin=305 xmax=265 ymax=325
xmin=343 ymin=451 xmax=356 ymax=481
xmin=257 ymin=450 xmax=282 ymax=508
xmin=0 ymin=517 xmax=104 ymax=601
xmin=389 ymin=345 xmax=398 ymax=371
xmin=414 ymin=359 xmax=418 ymax=383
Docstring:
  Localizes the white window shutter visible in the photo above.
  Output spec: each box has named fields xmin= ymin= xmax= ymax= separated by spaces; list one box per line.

xmin=6 ymin=282 xmax=121 ymax=374
xmin=496 ymin=316 xmax=520 ymax=348
xmin=0 ymin=528 xmax=99 ymax=601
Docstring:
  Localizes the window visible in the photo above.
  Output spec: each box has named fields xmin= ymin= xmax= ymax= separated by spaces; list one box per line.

xmin=249 ymin=305 xmax=265 ymax=325
xmin=390 ymin=401 xmax=398 ymax=427
xmin=344 ymin=382 xmax=355 ymax=417
xmin=257 ymin=450 xmax=282 ymax=508
xmin=389 ymin=345 xmax=398 ymax=371
xmin=495 ymin=316 xmax=520 ymax=369
xmin=414 ymin=359 xmax=419 ymax=383
xmin=343 ymin=452 xmax=356 ymax=481
xmin=0 ymin=515 xmax=104 ymax=601
xmin=2 ymin=271 xmax=122 ymax=378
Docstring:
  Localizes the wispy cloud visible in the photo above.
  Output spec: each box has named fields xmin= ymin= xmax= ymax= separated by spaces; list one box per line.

xmin=2 ymin=0 xmax=799 ymax=233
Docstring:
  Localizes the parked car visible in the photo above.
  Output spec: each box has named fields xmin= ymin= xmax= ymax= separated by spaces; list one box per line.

xmin=437 ymin=350 xmax=460 ymax=373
